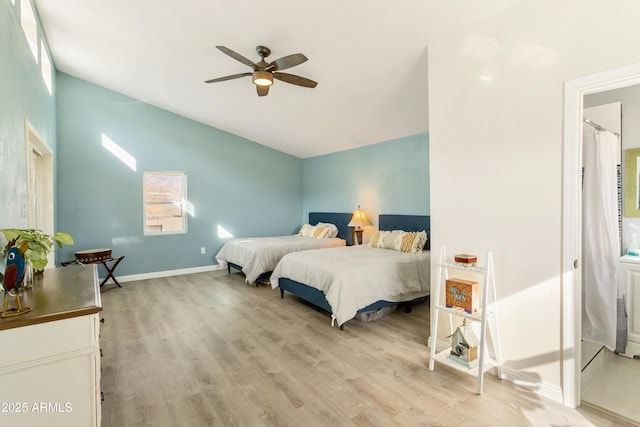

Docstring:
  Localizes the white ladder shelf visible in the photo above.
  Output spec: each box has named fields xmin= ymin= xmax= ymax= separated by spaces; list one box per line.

xmin=428 ymin=246 xmax=502 ymax=394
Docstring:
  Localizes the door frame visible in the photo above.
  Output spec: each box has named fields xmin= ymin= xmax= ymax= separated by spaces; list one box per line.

xmin=563 ymin=62 xmax=640 ymax=408
xmin=24 ymin=119 xmax=54 ymax=267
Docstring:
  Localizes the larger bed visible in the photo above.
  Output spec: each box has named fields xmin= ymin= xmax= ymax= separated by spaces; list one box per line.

xmin=215 ymin=212 xmax=353 ymax=284
xmin=270 ymin=214 xmax=431 ymax=327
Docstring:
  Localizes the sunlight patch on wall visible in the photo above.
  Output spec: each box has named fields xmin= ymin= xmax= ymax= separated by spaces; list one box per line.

xmin=461 ymin=36 xmax=498 ymax=59
xmin=217 ymin=225 xmax=234 ymax=238
xmin=40 ymin=40 xmax=52 ymax=95
xmin=509 ymin=43 xmax=557 ymax=69
xmin=184 ymin=200 xmax=195 ymax=217
xmin=112 ymin=236 xmax=143 ymax=245
xmin=101 ymin=133 xmax=136 ymax=171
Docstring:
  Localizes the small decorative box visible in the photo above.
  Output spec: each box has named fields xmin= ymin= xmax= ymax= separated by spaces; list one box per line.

xmin=446 ymin=278 xmax=479 ymax=313
xmin=454 ymin=253 xmax=477 ymax=266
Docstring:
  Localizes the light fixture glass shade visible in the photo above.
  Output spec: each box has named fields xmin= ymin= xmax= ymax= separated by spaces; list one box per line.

xmin=253 ymin=70 xmax=273 ymax=86
xmin=347 ymin=206 xmax=371 ymax=229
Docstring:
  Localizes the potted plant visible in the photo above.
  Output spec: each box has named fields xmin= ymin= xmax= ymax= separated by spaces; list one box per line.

xmin=0 ymin=229 xmax=74 ymax=273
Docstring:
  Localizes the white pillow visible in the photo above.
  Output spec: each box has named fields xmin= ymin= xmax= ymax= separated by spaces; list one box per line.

xmin=316 ymin=222 xmax=339 ymax=238
xmin=414 ymin=230 xmax=428 ymax=252
xmin=382 ymin=231 xmax=405 ymax=250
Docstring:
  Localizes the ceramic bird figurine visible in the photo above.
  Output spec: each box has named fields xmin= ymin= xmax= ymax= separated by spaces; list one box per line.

xmin=2 ymin=239 xmax=31 ymax=317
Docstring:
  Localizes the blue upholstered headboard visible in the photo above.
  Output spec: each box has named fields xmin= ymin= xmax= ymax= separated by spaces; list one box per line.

xmin=308 ymin=212 xmax=430 ymax=249
xmin=379 ymin=214 xmax=430 ymax=250
xmin=308 ymin=212 xmax=354 ymax=246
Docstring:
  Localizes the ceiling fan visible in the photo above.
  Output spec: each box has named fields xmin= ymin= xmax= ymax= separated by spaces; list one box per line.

xmin=205 ymin=45 xmax=318 ymax=97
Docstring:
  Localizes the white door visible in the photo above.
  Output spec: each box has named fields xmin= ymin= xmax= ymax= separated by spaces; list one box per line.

xmin=563 ymin=63 xmax=640 ymax=407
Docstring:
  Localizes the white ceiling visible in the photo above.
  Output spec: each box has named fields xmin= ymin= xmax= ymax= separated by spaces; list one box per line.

xmin=34 ymin=0 xmax=521 ymax=158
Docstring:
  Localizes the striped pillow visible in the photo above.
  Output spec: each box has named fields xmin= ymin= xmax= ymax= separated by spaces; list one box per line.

xmin=370 ymin=230 xmax=427 ymax=252
xmin=400 ymin=230 xmax=428 ymax=253
xmin=369 ymin=231 xmax=382 ymax=247
xmin=399 ymin=232 xmax=418 ymax=253
xmin=312 ymin=226 xmax=330 ymax=239
xmin=298 ymin=224 xmax=330 ymax=239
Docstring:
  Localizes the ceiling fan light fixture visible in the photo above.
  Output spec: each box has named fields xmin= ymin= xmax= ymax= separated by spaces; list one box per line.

xmin=206 ymin=46 xmax=316 ymax=96
xmin=252 ymin=70 xmax=273 ymax=86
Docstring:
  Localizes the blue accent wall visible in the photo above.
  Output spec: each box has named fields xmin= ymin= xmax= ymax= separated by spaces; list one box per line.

xmin=3 ymin=0 xmax=428 ymax=277
xmin=302 ymin=134 xmax=429 ymax=227
xmin=56 ymin=73 xmax=302 ymax=276
xmin=0 ymin=0 xmax=56 ymax=228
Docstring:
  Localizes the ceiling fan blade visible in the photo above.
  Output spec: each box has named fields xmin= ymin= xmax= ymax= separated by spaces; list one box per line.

xmin=267 ymin=53 xmax=308 ymax=71
xmin=216 ymin=46 xmax=257 ymax=68
xmin=256 ymin=85 xmax=269 ymax=97
xmin=205 ymin=72 xmax=252 ymax=83
xmin=273 ymin=72 xmax=318 ymax=88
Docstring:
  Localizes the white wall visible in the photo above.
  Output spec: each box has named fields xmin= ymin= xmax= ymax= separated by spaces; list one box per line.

xmin=428 ymin=0 xmax=640 ymax=402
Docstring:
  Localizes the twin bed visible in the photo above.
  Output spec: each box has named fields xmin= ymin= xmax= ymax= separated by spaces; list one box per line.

xmin=271 ymin=214 xmax=431 ymax=328
xmin=216 ymin=212 xmax=430 ymax=328
xmin=215 ymin=213 xmax=353 ymax=284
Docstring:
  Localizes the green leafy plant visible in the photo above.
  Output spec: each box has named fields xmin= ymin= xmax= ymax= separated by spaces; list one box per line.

xmin=1 ymin=229 xmax=74 ymax=272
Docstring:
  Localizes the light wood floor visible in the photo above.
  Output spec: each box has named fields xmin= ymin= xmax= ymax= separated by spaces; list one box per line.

xmin=100 ymin=270 xmax=627 ymax=426
xmin=582 ymin=346 xmax=640 ymax=425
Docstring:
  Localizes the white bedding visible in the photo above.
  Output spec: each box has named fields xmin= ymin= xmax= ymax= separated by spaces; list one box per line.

xmin=215 ymin=235 xmax=346 ymax=284
xmin=270 ymin=245 xmax=431 ymax=326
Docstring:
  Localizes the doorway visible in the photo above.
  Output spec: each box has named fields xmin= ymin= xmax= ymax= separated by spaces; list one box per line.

xmin=24 ymin=119 xmax=54 ymax=267
xmin=563 ymin=63 xmax=640 ymax=413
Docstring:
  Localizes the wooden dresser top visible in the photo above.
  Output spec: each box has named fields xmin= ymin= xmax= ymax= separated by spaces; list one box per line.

xmin=0 ymin=264 xmax=101 ymax=331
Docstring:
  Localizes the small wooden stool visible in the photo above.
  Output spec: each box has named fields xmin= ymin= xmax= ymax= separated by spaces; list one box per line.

xmin=96 ymin=256 xmax=125 ymax=288
xmin=62 ymin=248 xmax=125 ymax=288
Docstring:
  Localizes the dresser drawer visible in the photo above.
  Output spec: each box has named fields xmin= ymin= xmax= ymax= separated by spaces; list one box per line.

xmin=0 ymin=314 xmax=98 ymax=369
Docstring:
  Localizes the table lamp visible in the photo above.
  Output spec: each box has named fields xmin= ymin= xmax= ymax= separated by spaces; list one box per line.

xmin=347 ymin=205 xmax=371 ymax=245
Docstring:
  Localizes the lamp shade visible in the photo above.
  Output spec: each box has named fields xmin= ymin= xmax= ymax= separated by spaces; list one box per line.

xmin=347 ymin=206 xmax=371 ymax=229
xmin=252 ymin=70 xmax=273 ymax=86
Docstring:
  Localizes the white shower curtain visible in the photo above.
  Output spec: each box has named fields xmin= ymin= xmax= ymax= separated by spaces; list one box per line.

xmin=582 ymin=130 xmax=621 ymax=351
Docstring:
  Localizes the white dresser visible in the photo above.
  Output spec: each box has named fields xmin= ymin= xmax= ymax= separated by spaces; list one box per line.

xmin=620 ymin=255 xmax=640 ymax=357
xmin=0 ymin=265 xmax=101 ymax=426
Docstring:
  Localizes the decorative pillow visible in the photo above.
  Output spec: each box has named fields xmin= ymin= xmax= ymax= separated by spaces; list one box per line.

xmin=316 ymin=222 xmax=339 ymax=238
xmin=382 ymin=230 xmax=405 ymax=250
xmin=398 ymin=231 xmax=426 ymax=253
xmin=372 ymin=229 xmax=428 ymax=252
xmin=370 ymin=230 xmax=390 ymax=247
xmin=413 ymin=230 xmax=428 ymax=252
xmin=369 ymin=230 xmax=382 ymax=247
xmin=400 ymin=230 xmax=428 ymax=252
xmin=298 ymin=224 xmax=312 ymax=236
xmin=399 ymin=232 xmax=418 ymax=253
xmin=312 ymin=226 xmax=330 ymax=239
xmin=298 ymin=224 xmax=330 ymax=239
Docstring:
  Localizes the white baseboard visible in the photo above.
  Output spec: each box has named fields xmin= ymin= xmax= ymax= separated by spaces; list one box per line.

xmin=114 ymin=264 xmax=224 ymax=283
xmin=427 ymin=335 xmax=564 ymax=404
xmin=427 ymin=335 xmax=450 ymax=353
xmin=500 ymin=366 xmax=564 ymax=404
